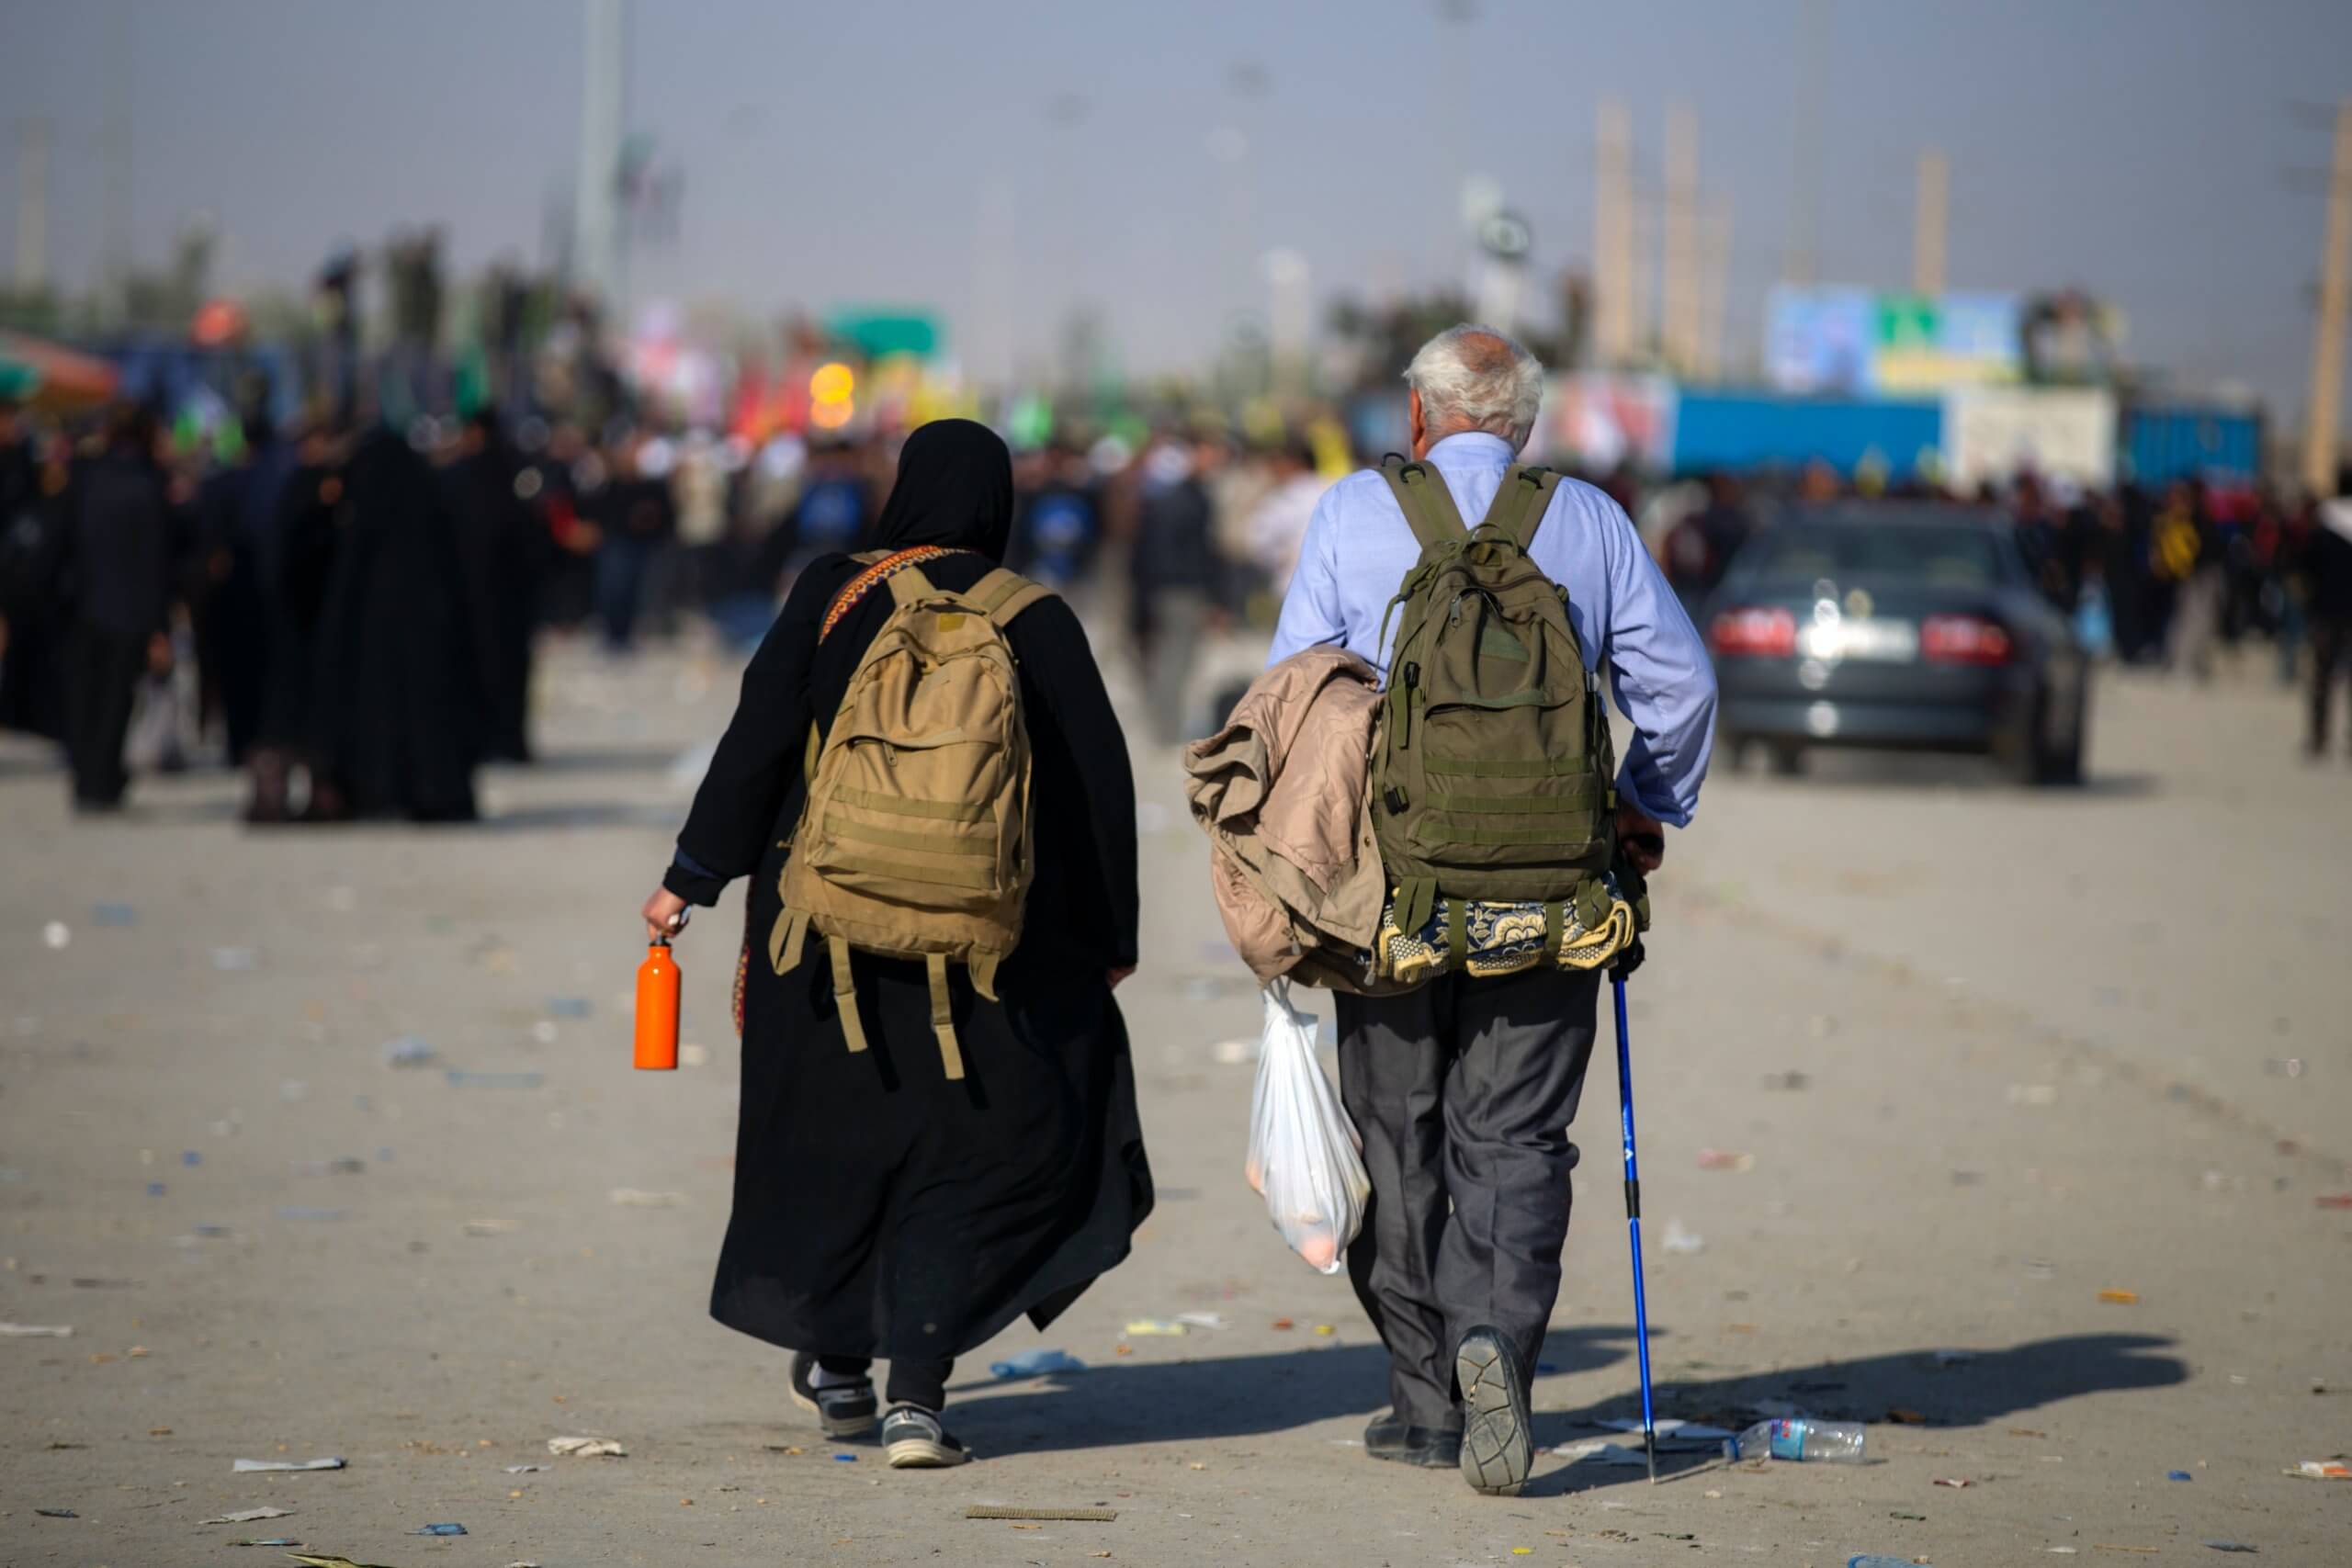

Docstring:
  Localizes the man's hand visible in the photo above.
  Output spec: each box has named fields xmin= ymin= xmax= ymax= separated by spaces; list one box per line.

xmin=641 ymin=888 xmax=690 ymax=942
xmin=1616 ymin=801 xmax=1666 ymax=873
xmin=1107 ymin=965 xmax=1136 ymax=991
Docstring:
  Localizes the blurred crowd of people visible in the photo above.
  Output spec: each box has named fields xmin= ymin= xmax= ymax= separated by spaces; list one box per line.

xmin=7 ymin=381 xmax=2352 ymax=821
xmin=0 ymin=385 xmax=1350 ymax=817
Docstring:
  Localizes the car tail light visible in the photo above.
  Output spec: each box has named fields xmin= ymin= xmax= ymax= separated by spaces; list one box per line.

xmin=1710 ymin=606 xmax=1797 ymax=658
xmin=1920 ymin=614 xmax=2012 ymax=664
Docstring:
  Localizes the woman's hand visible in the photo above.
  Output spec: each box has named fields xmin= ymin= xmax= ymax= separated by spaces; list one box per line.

xmin=641 ymin=888 xmax=690 ymax=942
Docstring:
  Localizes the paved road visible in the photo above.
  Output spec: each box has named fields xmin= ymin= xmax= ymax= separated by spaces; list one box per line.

xmin=2 ymin=637 xmax=2346 ymax=1566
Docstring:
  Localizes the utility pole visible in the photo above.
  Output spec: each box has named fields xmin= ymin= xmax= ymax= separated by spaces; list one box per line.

xmin=1913 ymin=149 xmax=1949 ymax=297
xmin=1783 ymin=0 xmax=1830 ymax=288
xmin=971 ymin=174 xmax=1015 ymax=394
xmin=14 ymin=118 xmax=48 ymax=292
xmin=1663 ymin=103 xmax=1699 ymax=373
xmin=2303 ymin=100 xmax=2351 ymax=495
xmin=1594 ymin=99 xmax=1633 ymax=365
xmin=1697 ymin=193 xmax=1733 ymax=383
xmin=101 ymin=0 xmax=133 ymax=323
xmin=1629 ymin=186 xmax=1653 ymax=364
xmin=572 ymin=0 xmax=626 ymax=309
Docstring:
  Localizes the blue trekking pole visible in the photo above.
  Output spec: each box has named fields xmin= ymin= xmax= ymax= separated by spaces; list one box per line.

xmin=1612 ymin=965 xmax=1659 ymax=1484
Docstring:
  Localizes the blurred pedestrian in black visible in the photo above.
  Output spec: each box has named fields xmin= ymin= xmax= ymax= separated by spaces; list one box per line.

xmin=2109 ymin=483 xmax=2160 ymax=663
xmin=195 ymin=411 xmax=297 ymax=765
xmin=1663 ymin=470 xmax=1754 ymax=615
xmin=2011 ymin=474 xmax=2076 ymax=610
xmin=0 ymin=397 xmax=68 ymax=741
xmin=444 ymin=408 xmax=543 ymax=761
xmin=310 ymin=424 xmax=486 ymax=821
xmin=2305 ymin=483 xmax=2352 ymax=759
xmin=590 ymin=430 xmax=676 ymax=652
xmin=56 ymin=402 xmax=179 ymax=810
xmin=1129 ymin=432 xmax=1225 ymax=744
xmin=245 ymin=418 xmax=347 ymax=822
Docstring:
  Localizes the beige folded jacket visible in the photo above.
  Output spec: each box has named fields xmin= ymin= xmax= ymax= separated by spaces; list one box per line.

xmin=1182 ymin=647 xmax=1398 ymax=991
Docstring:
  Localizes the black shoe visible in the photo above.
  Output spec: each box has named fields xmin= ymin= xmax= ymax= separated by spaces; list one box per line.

xmin=1456 ymin=1326 xmax=1534 ymax=1495
xmin=1374 ymin=1419 xmax=1458 ymax=1476
xmin=1364 ymin=1409 xmax=1409 ymax=1456
xmin=789 ymin=1352 xmax=878 ymax=1439
xmin=880 ymin=1403 xmax=971 ymax=1468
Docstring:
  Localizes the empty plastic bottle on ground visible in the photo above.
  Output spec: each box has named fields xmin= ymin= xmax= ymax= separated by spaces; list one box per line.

xmin=1725 ymin=1417 xmax=1866 ymax=1462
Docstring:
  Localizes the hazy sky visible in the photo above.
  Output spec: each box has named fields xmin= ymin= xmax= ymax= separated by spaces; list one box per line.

xmin=3 ymin=0 xmax=2348 ymax=427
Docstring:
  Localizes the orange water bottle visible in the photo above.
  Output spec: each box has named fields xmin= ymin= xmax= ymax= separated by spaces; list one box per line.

xmin=634 ymin=931 xmax=681 ymax=1070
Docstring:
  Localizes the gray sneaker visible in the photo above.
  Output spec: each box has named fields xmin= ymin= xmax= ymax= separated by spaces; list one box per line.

xmin=1455 ymin=1326 xmax=1533 ymax=1495
xmin=789 ymin=1352 xmax=878 ymax=1439
xmin=881 ymin=1404 xmax=971 ymax=1469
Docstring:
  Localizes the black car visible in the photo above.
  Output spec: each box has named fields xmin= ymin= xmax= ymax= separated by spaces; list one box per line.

xmin=1701 ymin=503 xmax=2088 ymax=784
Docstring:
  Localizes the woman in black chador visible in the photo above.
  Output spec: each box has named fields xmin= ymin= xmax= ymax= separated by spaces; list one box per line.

xmin=639 ymin=420 xmax=1150 ymax=1468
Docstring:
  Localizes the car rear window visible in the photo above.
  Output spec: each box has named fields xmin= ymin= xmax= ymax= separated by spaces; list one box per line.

xmin=1747 ymin=523 xmax=2004 ymax=587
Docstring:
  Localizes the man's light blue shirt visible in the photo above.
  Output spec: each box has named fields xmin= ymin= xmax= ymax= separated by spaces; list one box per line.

xmin=1266 ymin=432 xmax=1717 ymax=827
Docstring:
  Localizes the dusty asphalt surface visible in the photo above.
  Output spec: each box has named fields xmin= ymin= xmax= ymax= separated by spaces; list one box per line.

xmin=2 ymin=635 xmax=2346 ymax=1567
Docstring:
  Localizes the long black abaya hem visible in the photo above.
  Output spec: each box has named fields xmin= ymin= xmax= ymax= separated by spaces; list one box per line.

xmin=709 ymin=855 xmax=1152 ymax=1361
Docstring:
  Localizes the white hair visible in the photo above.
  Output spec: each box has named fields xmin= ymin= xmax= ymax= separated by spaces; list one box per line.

xmin=1403 ymin=323 xmax=1545 ymax=452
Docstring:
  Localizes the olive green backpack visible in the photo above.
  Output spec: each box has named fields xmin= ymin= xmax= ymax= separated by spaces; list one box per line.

xmin=1371 ymin=455 xmax=1619 ymax=957
xmin=772 ymin=556 xmax=1052 ymax=1080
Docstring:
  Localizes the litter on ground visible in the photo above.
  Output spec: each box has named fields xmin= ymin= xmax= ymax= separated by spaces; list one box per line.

xmin=965 ymin=1505 xmax=1119 ymax=1521
xmin=989 ymin=1347 xmax=1085 ymax=1377
xmin=546 ymin=1437 xmax=627 ymax=1457
xmin=233 ymin=1457 xmax=345 ymax=1472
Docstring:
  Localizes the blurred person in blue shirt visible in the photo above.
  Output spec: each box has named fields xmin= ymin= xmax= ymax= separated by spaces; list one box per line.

xmin=1009 ymin=442 xmax=1102 ymax=591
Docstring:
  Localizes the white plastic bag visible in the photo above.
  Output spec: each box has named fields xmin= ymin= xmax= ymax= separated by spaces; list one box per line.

xmin=1244 ymin=979 xmax=1371 ymax=1274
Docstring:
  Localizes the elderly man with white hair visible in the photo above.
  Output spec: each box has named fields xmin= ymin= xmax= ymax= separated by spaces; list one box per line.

xmin=1268 ymin=324 xmax=1716 ymax=1494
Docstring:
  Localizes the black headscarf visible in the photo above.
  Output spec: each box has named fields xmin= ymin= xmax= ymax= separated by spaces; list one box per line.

xmin=861 ymin=419 xmax=1014 ymax=561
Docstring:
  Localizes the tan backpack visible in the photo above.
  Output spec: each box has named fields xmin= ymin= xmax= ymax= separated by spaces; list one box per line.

xmin=771 ymin=553 xmax=1053 ymax=1078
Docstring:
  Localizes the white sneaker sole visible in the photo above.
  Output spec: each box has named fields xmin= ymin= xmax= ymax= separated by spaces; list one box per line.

xmin=885 ymin=1435 xmax=970 ymax=1468
xmin=1456 ymin=1330 xmax=1532 ymax=1496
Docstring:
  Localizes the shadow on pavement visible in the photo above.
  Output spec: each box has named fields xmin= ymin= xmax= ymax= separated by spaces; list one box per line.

xmin=477 ymin=800 xmax=684 ymax=830
xmin=1770 ymin=750 xmax=2162 ymax=798
xmin=485 ymin=742 xmax=685 ymax=777
xmin=948 ymin=1331 xmax=2183 ymax=1468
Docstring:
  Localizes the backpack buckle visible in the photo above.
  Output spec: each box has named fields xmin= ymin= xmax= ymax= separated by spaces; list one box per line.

xmin=1383 ymin=785 xmax=1408 ymax=817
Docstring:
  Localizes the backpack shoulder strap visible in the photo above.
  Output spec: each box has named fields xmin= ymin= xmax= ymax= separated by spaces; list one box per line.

xmin=1378 ymin=453 xmax=1469 ymax=551
xmin=966 ymin=567 xmax=1054 ymax=628
xmin=883 ymin=564 xmax=937 ymax=609
xmin=1479 ymin=464 xmax=1561 ymax=553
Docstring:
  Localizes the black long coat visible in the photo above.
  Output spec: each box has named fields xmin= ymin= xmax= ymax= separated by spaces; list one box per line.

xmin=310 ymin=429 xmax=486 ymax=820
xmin=664 ymin=544 xmax=1151 ymax=1366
